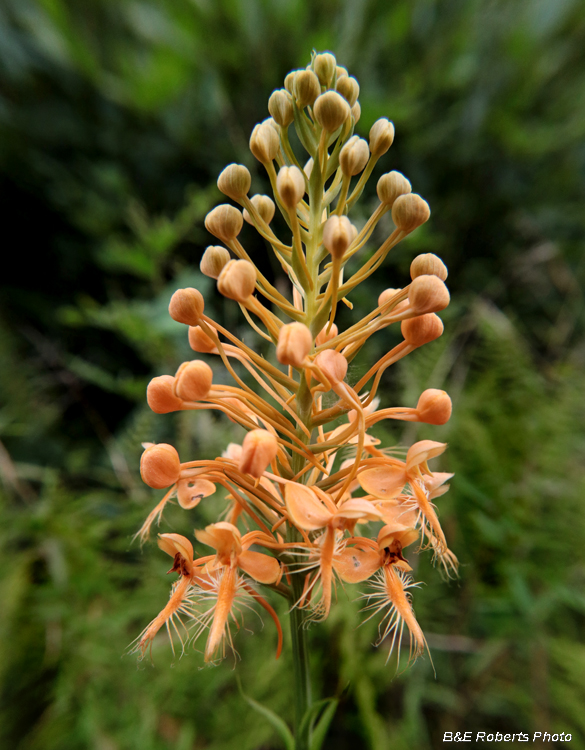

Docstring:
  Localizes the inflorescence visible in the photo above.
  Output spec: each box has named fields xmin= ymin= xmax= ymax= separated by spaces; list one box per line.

xmin=132 ymin=51 xmax=457 ymax=669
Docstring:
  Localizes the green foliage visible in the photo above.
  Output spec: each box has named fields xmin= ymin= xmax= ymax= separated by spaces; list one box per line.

xmin=1 ymin=0 xmax=585 ymax=748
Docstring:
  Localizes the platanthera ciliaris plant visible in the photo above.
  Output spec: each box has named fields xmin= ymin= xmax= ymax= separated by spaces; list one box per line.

xmin=132 ymin=51 xmax=457 ymax=750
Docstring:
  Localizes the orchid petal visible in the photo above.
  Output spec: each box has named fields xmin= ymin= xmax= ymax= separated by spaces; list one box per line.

xmin=238 ymin=550 xmax=281 ymax=584
xmin=358 ymin=466 xmax=407 ymax=498
xmin=284 ymin=483 xmax=333 ymax=530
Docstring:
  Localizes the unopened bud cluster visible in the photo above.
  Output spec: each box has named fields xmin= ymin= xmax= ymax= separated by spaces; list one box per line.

xmin=133 ymin=51 xmax=457 ymax=680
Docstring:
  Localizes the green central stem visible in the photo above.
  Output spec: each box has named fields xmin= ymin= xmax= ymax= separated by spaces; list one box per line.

xmin=289 ymin=574 xmax=312 ymax=750
xmin=288 ymin=377 xmax=314 ymax=750
xmin=286 ymin=137 xmax=327 ymax=750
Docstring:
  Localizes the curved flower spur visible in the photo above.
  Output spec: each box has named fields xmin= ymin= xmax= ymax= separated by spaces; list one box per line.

xmin=132 ymin=50 xmax=457 ymax=747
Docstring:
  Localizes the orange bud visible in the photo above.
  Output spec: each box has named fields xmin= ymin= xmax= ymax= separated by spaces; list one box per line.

xmin=147 ymin=375 xmax=183 ymax=414
xmin=313 ymin=52 xmax=336 ymax=86
xmin=322 ymin=215 xmax=354 ymax=259
xmin=276 ymin=166 xmax=305 ymax=209
xmin=316 ymin=322 xmax=338 ymax=345
xmin=217 ymin=164 xmax=251 ymax=201
xmin=250 ymin=121 xmax=280 ymax=163
xmin=416 ymin=389 xmax=452 ymax=425
xmin=217 ymin=259 xmax=257 ymax=302
xmin=169 ymin=287 xmax=204 ymax=325
xmin=377 ymin=288 xmax=403 ymax=308
xmin=200 ymin=246 xmax=230 ymax=279
xmin=174 ymin=360 xmax=213 ymax=401
xmin=335 ymin=74 xmax=360 ymax=107
xmin=188 ymin=326 xmax=216 ymax=353
xmin=222 ymin=442 xmax=243 ymax=461
xmin=314 ymin=349 xmax=348 ymax=386
xmin=351 ymin=101 xmax=361 ymax=123
xmin=268 ymin=89 xmax=294 ymax=128
xmin=392 ymin=193 xmax=430 ymax=231
xmin=377 ymin=171 xmax=412 ymax=206
xmin=140 ymin=443 xmax=181 ymax=489
xmin=284 ymin=70 xmax=297 ymax=94
xmin=401 ymin=314 xmax=444 ymax=347
xmin=410 ymin=253 xmax=448 ymax=281
xmin=239 ymin=429 xmax=279 ymax=478
xmin=339 ymin=136 xmax=369 ymax=177
xmin=276 ymin=322 xmax=313 ymax=368
xmin=243 ymin=194 xmax=276 ymax=225
xmin=293 ymin=69 xmax=321 ymax=108
xmin=369 ymin=118 xmax=395 ymax=156
xmin=408 ymin=275 xmax=450 ymax=314
xmin=313 ymin=91 xmax=350 ymax=132
xmin=205 ymin=204 xmax=244 ymax=243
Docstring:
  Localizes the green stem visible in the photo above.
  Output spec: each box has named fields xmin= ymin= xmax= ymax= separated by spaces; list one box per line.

xmin=289 ymin=576 xmax=312 ymax=750
xmin=286 ymin=134 xmax=326 ymax=750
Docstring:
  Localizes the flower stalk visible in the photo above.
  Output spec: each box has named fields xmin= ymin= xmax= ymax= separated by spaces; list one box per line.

xmin=131 ymin=50 xmax=458 ymax=749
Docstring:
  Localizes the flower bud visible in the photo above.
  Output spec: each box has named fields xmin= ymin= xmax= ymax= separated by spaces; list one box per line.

xmin=335 ymin=75 xmax=359 ymax=107
xmin=378 ymin=288 xmax=400 ymax=307
xmin=276 ymin=166 xmax=305 ymax=209
xmin=250 ymin=122 xmax=280 ymax=163
xmin=316 ymin=323 xmax=338 ymax=345
xmin=313 ymin=91 xmax=350 ymax=132
xmin=410 ymin=253 xmax=448 ymax=281
xmin=205 ymin=204 xmax=244 ymax=242
xmin=169 ymin=287 xmax=204 ymax=325
xmin=147 ymin=375 xmax=183 ymax=413
xmin=217 ymin=164 xmax=251 ymax=201
xmin=392 ymin=194 xmax=430 ymax=232
xmin=303 ymin=158 xmax=314 ymax=179
xmin=401 ymin=313 xmax=444 ymax=347
xmin=223 ymin=442 xmax=242 ymax=461
xmin=351 ymin=101 xmax=361 ymax=123
xmin=174 ymin=360 xmax=213 ymax=401
xmin=276 ymin=322 xmax=313 ymax=368
xmin=416 ymin=389 xmax=452 ymax=425
xmin=348 ymin=397 xmax=379 ymax=422
xmin=313 ymin=52 xmax=336 ymax=86
xmin=336 ymin=65 xmax=348 ymax=78
xmin=243 ymin=194 xmax=276 ymax=226
xmin=322 ymin=215 xmax=354 ymax=259
xmin=188 ymin=326 xmax=216 ymax=353
xmin=339 ymin=136 xmax=369 ymax=177
xmin=314 ymin=349 xmax=348 ymax=385
xmin=369 ymin=118 xmax=395 ymax=156
xmin=293 ymin=70 xmax=321 ymax=108
xmin=284 ymin=70 xmax=297 ymax=94
xmin=200 ymin=246 xmax=230 ymax=279
xmin=239 ymin=429 xmax=279 ymax=478
xmin=408 ymin=275 xmax=450 ymax=314
xmin=376 ymin=171 xmax=411 ymax=206
xmin=217 ymin=259 xmax=257 ymax=302
xmin=140 ymin=443 xmax=181 ymax=489
xmin=268 ymin=89 xmax=294 ymax=128
xmin=377 ymin=288 xmax=408 ymax=313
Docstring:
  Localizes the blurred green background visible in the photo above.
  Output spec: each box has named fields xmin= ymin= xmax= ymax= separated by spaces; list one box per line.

xmin=1 ymin=0 xmax=585 ymax=748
